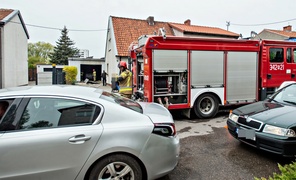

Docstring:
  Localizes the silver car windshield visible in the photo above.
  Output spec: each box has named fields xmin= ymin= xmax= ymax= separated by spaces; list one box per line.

xmin=100 ymin=91 xmax=143 ymax=113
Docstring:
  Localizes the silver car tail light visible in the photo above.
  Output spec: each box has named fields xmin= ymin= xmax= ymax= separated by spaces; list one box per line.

xmin=153 ymin=123 xmax=176 ymax=137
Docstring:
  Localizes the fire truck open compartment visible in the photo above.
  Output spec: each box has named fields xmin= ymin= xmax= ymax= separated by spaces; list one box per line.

xmin=153 ymin=50 xmax=188 ymax=105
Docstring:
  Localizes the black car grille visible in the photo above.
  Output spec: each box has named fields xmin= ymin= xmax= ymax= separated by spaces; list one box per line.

xmin=237 ymin=117 xmax=262 ymax=130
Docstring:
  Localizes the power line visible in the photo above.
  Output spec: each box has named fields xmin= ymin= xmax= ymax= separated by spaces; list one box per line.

xmin=231 ymin=18 xmax=296 ymax=26
xmin=9 ymin=21 xmax=107 ymax=32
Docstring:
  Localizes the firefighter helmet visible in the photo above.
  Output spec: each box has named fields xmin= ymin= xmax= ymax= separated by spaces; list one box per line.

xmin=119 ymin=61 xmax=127 ymax=69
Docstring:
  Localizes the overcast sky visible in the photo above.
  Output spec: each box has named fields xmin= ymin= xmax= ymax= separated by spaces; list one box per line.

xmin=2 ymin=0 xmax=296 ymax=58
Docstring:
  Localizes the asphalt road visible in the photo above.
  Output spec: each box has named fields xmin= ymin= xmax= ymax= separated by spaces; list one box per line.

xmin=158 ymin=112 xmax=294 ymax=180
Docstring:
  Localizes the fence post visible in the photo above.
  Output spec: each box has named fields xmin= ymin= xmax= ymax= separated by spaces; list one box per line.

xmin=52 ymin=64 xmax=57 ymax=84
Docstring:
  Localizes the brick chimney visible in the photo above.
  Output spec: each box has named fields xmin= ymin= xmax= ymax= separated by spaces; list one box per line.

xmin=147 ymin=16 xmax=154 ymax=26
xmin=184 ymin=19 xmax=191 ymax=26
xmin=283 ymin=25 xmax=292 ymax=32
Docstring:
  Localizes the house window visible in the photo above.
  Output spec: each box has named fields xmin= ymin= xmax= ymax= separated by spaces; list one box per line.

xmin=269 ymin=48 xmax=283 ymax=63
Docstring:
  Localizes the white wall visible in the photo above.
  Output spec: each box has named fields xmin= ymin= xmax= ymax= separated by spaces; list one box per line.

xmin=2 ymin=14 xmax=28 ymax=88
xmin=36 ymin=65 xmax=64 ymax=85
xmin=173 ymin=29 xmax=184 ymax=36
xmin=37 ymin=72 xmax=52 ymax=85
xmin=105 ymin=17 xmax=120 ymax=85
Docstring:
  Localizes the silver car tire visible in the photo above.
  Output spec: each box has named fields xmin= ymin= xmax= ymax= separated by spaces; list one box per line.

xmin=89 ymin=154 xmax=142 ymax=180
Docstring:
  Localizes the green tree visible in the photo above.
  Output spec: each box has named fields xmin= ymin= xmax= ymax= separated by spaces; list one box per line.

xmin=28 ymin=42 xmax=54 ymax=68
xmin=50 ymin=26 xmax=79 ymax=65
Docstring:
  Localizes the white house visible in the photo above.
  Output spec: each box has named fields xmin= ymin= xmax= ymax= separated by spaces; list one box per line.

xmin=255 ymin=25 xmax=296 ymax=41
xmin=0 ymin=9 xmax=29 ymax=88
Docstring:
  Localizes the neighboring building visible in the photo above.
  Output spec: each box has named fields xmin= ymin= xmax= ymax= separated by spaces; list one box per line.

xmin=78 ymin=49 xmax=90 ymax=58
xmin=104 ymin=16 xmax=239 ymax=85
xmin=256 ymin=25 xmax=296 ymax=41
xmin=169 ymin=19 xmax=239 ymax=39
xmin=0 ymin=9 xmax=29 ymax=88
xmin=36 ymin=64 xmax=65 ymax=85
xmin=35 ymin=57 xmax=105 ymax=85
xmin=68 ymin=57 xmax=105 ymax=82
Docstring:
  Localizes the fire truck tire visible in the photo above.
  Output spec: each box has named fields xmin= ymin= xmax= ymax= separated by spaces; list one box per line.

xmin=194 ymin=93 xmax=219 ymax=118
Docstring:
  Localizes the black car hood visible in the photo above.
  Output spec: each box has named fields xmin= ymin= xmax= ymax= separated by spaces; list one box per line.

xmin=233 ymin=101 xmax=296 ymax=128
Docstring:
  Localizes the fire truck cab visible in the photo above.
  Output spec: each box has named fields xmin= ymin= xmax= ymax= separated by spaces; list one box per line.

xmin=129 ymin=35 xmax=296 ymax=118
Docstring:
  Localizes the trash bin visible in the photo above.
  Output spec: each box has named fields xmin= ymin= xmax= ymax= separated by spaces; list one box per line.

xmin=111 ymin=74 xmax=119 ymax=91
xmin=111 ymin=79 xmax=117 ymax=90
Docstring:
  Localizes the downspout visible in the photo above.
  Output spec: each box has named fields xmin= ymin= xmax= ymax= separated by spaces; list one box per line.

xmin=0 ymin=22 xmax=3 ymax=89
xmin=119 ymin=56 xmax=122 ymax=75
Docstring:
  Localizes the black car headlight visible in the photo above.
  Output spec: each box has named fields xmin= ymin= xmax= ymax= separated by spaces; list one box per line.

xmin=263 ymin=124 xmax=296 ymax=137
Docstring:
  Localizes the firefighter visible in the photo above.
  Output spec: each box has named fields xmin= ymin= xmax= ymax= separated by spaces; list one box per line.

xmin=117 ymin=61 xmax=132 ymax=98
xmin=93 ymin=69 xmax=97 ymax=81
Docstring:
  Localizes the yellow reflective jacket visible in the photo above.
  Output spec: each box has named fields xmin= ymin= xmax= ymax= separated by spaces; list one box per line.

xmin=118 ymin=69 xmax=132 ymax=95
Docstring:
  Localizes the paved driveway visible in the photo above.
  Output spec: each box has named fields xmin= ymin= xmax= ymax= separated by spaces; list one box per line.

xmin=159 ymin=112 xmax=293 ymax=180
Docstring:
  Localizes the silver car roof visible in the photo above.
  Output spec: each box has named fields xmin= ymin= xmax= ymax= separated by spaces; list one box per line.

xmin=0 ymin=85 xmax=103 ymax=101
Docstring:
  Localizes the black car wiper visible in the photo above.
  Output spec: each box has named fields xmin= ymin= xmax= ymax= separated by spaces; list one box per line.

xmin=270 ymin=99 xmax=278 ymax=103
xmin=283 ymin=100 xmax=296 ymax=105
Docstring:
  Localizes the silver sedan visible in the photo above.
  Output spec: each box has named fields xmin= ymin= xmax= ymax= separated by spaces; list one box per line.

xmin=0 ymin=85 xmax=180 ymax=180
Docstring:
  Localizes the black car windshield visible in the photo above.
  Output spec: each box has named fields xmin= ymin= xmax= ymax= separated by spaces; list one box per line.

xmin=272 ymin=84 xmax=296 ymax=105
xmin=100 ymin=91 xmax=143 ymax=113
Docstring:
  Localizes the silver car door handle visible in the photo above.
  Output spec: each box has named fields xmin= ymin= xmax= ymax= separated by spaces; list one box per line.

xmin=68 ymin=135 xmax=91 ymax=143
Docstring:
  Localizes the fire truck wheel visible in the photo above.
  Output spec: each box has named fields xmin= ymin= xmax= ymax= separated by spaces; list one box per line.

xmin=194 ymin=93 xmax=218 ymax=118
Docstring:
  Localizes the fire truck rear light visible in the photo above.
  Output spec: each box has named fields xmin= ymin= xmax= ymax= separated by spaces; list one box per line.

xmin=152 ymin=123 xmax=176 ymax=137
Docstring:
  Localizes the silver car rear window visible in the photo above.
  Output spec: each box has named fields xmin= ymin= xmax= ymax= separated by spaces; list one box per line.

xmin=100 ymin=91 xmax=143 ymax=113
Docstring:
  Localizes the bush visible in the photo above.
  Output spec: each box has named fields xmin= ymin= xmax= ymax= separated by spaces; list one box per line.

xmin=255 ymin=161 xmax=296 ymax=180
xmin=63 ymin=66 xmax=77 ymax=85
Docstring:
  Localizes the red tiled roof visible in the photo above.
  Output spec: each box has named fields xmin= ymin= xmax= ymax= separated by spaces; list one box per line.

xmin=264 ymin=29 xmax=296 ymax=38
xmin=112 ymin=16 xmax=174 ymax=57
xmin=169 ymin=23 xmax=239 ymax=37
xmin=0 ymin=9 xmax=13 ymax=21
xmin=112 ymin=16 xmax=240 ymax=57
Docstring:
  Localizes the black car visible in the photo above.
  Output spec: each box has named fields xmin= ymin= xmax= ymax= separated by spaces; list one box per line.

xmin=227 ymin=82 xmax=296 ymax=157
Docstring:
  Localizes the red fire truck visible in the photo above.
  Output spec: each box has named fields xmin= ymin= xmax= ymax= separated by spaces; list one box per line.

xmin=128 ymin=34 xmax=296 ymax=118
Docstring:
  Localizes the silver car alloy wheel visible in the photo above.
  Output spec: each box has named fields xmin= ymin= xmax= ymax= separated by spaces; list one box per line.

xmin=98 ymin=161 xmax=135 ymax=180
